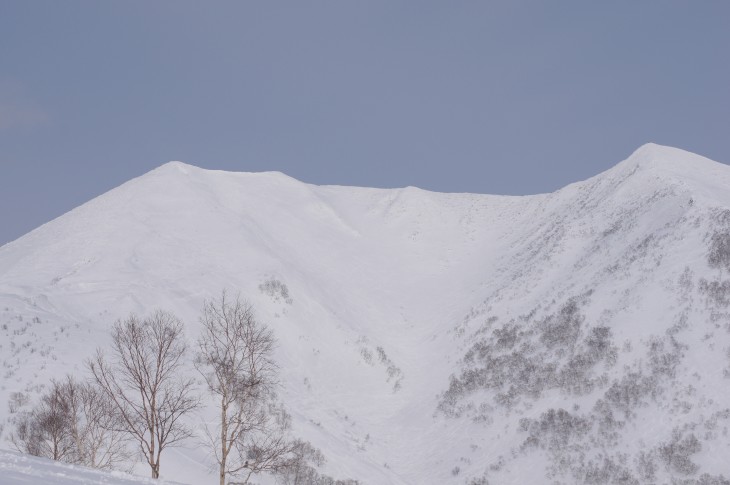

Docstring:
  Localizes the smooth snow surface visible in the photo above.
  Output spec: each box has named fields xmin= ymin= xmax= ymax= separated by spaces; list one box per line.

xmin=0 ymin=449 xmax=184 ymax=484
xmin=2 ymin=143 xmax=730 ymax=484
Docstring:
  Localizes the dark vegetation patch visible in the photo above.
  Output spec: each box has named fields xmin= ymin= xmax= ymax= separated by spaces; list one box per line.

xmin=439 ymin=294 xmax=617 ymax=418
xmin=658 ymin=429 xmax=702 ymax=476
xmin=519 ymin=408 xmax=590 ymax=450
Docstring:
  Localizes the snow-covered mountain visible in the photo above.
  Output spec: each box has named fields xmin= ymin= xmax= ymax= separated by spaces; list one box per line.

xmin=1 ymin=143 xmax=730 ymax=484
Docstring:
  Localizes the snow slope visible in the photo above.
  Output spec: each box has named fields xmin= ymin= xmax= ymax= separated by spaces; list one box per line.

xmin=0 ymin=449 xmax=184 ymax=485
xmin=1 ymin=143 xmax=730 ymax=484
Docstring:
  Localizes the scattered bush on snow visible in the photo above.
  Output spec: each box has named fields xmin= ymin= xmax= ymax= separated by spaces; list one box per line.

xmin=707 ymin=230 xmax=730 ymax=273
xmin=274 ymin=439 xmax=359 ymax=485
xmin=519 ymin=408 xmax=590 ymax=450
xmin=259 ymin=277 xmax=293 ymax=304
xmin=376 ymin=346 xmax=403 ymax=392
xmin=439 ymin=295 xmax=617 ymax=417
xmin=658 ymin=429 xmax=702 ymax=476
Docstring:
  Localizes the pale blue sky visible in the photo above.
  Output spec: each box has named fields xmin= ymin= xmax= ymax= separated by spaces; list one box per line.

xmin=1 ymin=1 xmax=729 ymax=245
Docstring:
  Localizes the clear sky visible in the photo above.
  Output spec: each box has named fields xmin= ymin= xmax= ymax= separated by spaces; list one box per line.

xmin=1 ymin=1 xmax=729 ymax=245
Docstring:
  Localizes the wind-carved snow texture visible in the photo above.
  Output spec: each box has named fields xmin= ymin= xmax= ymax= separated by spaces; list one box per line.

xmin=2 ymin=144 xmax=730 ymax=484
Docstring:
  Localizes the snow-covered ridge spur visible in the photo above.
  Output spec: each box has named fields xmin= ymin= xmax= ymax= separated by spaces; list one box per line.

xmin=2 ymin=144 xmax=730 ymax=484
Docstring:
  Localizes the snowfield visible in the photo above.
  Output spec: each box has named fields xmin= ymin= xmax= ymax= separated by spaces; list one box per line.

xmin=0 ymin=449 xmax=184 ymax=484
xmin=1 ymin=143 xmax=730 ymax=484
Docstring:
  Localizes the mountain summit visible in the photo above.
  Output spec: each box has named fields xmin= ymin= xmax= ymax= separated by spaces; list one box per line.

xmin=1 ymin=145 xmax=730 ymax=484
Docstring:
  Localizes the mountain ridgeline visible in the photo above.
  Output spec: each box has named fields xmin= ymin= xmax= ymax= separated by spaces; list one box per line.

xmin=1 ymin=144 xmax=730 ymax=484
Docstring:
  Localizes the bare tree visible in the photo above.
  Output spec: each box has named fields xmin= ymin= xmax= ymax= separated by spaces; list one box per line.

xmin=196 ymin=292 xmax=295 ymax=485
xmin=58 ymin=376 xmax=133 ymax=470
xmin=274 ymin=439 xmax=325 ymax=485
xmin=10 ymin=381 xmax=74 ymax=461
xmin=8 ymin=375 xmax=130 ymax=469
xmin=88 ymin=310 xmax=198 ymax=478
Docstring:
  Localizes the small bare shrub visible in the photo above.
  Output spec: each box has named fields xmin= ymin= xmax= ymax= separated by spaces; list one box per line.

xmin=635 ymin=450 xmax=656 ymax=481
xmin=539 ymin=299 xmax=583 ymax=350
xmin=8 ymin=391 xmax=29 ymax=413
xmin=359 ymin=347 xmax=373 ymax=365
xmin=375 ymin=346 xmax=403 ymax=391
xmin=9 ymin=376 xmax=130 ymax=469
xmin=699 ymin=279 xmax=730 ymax=307
xmin=520 ymin=408 xmax=590 ymax=450
xmin=708 ymin=232 xmax=730 ymax=272
xmin=658 ymin=429 xmax=701 ymax=475
xmin=259 ymin=278 xmax=292 ymax=304
xmin=577 ymin=455 xmax=638 ymax=485
xmin=697 ymin=474 xmax=730 ymax=485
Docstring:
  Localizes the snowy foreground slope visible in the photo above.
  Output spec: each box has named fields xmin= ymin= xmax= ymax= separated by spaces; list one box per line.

xmin=0 ymin=449 xmax=185 ymax=485
xmin=2 ymin=144 xmax=730 ymax=484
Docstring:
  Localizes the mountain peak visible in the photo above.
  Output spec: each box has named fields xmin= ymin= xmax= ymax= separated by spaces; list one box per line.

xmin=623 ymin=142 xmax=722 ymax=174
xmin=590 ymin=143 xmax=730 ymax=206
xmin=629 ymin=141 xmax=678 ymax=158
xmin=153 ymin=160 xmax=198 ymax=175
xmin=149 ymin=162 xmax=302 ymax=186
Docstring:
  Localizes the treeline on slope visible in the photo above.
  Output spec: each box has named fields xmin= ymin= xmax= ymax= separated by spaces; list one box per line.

xmin=7 ymin=291 xmax=358 ymax=485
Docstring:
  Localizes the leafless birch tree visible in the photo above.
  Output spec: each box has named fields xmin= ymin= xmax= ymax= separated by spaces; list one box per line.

xmin=88 ymin=310 xmax=198 ymax=478
xmin=9 ymin=375 xmax=130 ymax=470
xmin=196 ymin=292 xmax=295 ymax=485
xmin=59 ymin=376 xmax=132 ymax=470
xmin=10 ymin=380 xmax=74 ymax=461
